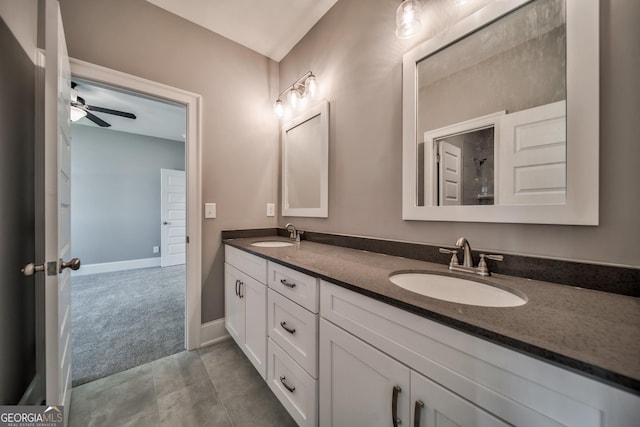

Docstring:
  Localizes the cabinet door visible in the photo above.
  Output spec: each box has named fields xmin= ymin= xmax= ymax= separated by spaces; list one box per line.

xmin=319 ymin=319 xmax=410 ymax=427
xmin=244 ymin=275 xmax=267 ymax=380
xmin=224 ymin=263 xmax=245 ymax=346
xmin=411 ymin=371 xmax=510 ymax=427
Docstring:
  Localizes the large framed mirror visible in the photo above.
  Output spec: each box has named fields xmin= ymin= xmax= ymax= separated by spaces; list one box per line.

xmin=402 ymin=0 xmax=598 ymax=224
xmin=282 ymin=100 xmax=329 ymax=217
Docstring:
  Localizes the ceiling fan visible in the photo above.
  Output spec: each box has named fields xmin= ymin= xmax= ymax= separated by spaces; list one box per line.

xmin=70 ymin=81 xmax=137 ymax=127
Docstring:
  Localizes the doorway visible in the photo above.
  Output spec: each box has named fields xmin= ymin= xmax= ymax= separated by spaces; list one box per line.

xmin=69 ymin=77 xmax=188 ymax=385
xmin=68 ymin=60 xmax=202 ymax=386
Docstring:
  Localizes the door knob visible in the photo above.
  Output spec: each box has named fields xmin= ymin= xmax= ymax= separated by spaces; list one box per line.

xmin=21 ymin=262 xmax=45 ymax=277
xmin=59 ymin=258 xmax=81 ymax=273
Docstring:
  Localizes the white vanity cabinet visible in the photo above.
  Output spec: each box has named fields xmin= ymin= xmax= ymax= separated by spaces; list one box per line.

xmin=224 ymin=245 xmax=268 ymax=379
xmin=319 ymin=281 xmax=640 ymax=427
xmin=267 ymin=261 xmax=319 ymax=427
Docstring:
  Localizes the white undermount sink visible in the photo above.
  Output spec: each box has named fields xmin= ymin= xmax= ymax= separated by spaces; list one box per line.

xmin=250 ymin=241 xmax=294 ymax=248
xmin=389 ymin=272 xmax=526 ymax=307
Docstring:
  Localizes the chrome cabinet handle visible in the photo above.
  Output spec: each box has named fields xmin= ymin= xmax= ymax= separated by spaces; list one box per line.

xmin=392 ymin=385 xmax=402 ymax=426
xmin=59 ymin=258 xmax=81 ymax=273
xmin=280 ymin=279 xmax=296 ymax=288
xmin=280 ymin=321 xmax=296 ymax=334
xmin=280 ymin=376 xmax=295 ymax=393
xmin=414 ymin=400 xmax=424 ymax=427
xmin=235 ymin=279 xmax=239 ymax=297
xmin=239 ymin=281 xmax=244 ymax=299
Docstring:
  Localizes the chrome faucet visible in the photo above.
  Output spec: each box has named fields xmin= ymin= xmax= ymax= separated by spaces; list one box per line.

xmin=455 ymin=237 xmax=474 ymax=267
xmin=284 ymin=223 xmax=303 ymax=242
xmin=439 ymin=237 xmax=503 ymax=276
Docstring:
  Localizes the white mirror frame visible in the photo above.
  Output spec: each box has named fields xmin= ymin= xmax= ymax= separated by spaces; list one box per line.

xmin=282 ymin=100 xmax=329 ymax=217
xmin=402 ymin=0 xmax=599 ymax=225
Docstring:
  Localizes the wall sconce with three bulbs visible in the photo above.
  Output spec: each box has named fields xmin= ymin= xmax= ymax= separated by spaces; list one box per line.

xmin=273 ymin=71 xmax=319 ymax=119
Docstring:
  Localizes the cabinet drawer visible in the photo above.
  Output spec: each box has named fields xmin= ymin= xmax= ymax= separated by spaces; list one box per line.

xmin=268 ymin=289 xmax=318 ymax=378
xmin=225 ymin=245 xmax=267 ymax=283
xmin=268 ymin=262 xmax=318 ymax=313
xmin=268 ymin=338 xmax=318 ymax=427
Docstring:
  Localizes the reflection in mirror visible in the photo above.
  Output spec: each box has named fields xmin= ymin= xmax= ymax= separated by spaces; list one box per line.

xmin=417 ymin=0 xmax=565 ymax=207
xmin=282 ymin=100 xmax=329 ymax=217
xmin=402 ymin=0 xmax=599 ymax=224
xmin=435 ymin=127 xmax=495 ymax=206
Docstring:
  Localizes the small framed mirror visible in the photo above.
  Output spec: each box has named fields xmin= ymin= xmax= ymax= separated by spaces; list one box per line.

xmin=402 ymin=0 xmax=599 ymax=224
xmin=282 ymin=100 xmax=329 ymax=217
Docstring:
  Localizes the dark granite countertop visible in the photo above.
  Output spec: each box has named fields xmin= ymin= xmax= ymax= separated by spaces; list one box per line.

xmin=223 ymin=236 xmax=640 ymax=395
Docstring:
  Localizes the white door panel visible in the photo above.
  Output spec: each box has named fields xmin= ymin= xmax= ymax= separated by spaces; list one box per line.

xmin=439 ymin=140 xmax=462 ymax=206
xmin=161 ymin=168 xmax=186 ymax=267
xmin=42 ymin=0 xmax=73 ymax=413
xmin=499 ymin=101 xmax=566 ymax=205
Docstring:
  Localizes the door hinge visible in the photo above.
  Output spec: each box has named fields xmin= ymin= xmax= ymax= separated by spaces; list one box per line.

xmin=47 ymin=261 xmax=58 ymax=276
xmin=186 ymin=235 xmax=190 ymax=244
xmin=436 ymin=152 xmax=441 ymax=163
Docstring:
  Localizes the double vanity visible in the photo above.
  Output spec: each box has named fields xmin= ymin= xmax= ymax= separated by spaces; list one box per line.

xmin=224 ymin=234 xmax=640 ymax=427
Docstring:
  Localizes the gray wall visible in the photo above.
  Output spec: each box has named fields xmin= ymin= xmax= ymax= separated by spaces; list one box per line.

xmin=71 ymin=125 xmax=185 ymax=265
xmin=0 ymin=9 xmax=37 ymax=403
xmin=278 ymin=0 xmax=640 ymax=269
xmin=59 ymin=0 xmax=280 ymax=322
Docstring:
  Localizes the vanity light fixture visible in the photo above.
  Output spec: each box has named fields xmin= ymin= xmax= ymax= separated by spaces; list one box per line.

xmin=273 ymin=71 xmax=319 ymax=119
xmin=395 ymin=0 xmax=422 ymax=39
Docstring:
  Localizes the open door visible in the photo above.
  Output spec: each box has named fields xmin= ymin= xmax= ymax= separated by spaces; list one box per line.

xmin=39 ymin=1 xmax=78 ymax=412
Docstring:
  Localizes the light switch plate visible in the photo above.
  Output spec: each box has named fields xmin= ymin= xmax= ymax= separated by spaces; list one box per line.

xmin=205 ymin=203 xmax=216 ymax=219
xmin=266 ymin=203 xmax=275 ymax=217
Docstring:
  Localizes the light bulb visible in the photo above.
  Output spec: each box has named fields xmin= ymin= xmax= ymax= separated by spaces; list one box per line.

xmin=304 ymin=74 xmax=318 ymax=99
xmin=287 ymin=88 xmax=300 ymax=110
xmin=273 ymin=99 xmax=284 ymax=119
xmin=395 ymin=0 xmax=421 ymax=39
xmin=70 ymin=106 xmax=87 ymax=122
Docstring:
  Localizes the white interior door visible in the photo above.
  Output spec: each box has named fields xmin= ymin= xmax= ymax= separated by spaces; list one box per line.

xmin=42 ymin=0 xmax=73 ymax=411
xmin=161 ymin=168 xmax=186 ymax=267
xmin=438 ymin=140 xmax=462 ymax=206
xmin=499 ymin=101 xmax=566 ymax=205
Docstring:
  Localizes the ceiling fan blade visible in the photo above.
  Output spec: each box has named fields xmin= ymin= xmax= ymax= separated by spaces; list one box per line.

xmin=86 ymin=105 xmax=136 ymax=120
xmin=85 ymin=111 xmax=111 ymax=127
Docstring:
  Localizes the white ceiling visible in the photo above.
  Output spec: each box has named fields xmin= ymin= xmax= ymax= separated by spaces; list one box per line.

xmin=72 ymin=78 xmax=186 ymax=142
xmin=145 ymin=0 xmax=339 ymax=61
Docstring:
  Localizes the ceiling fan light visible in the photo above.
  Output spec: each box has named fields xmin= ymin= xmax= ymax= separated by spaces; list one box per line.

xmin=70 ymin=106 xmax=87 ymax=122
xmin=395 ymin=0 xmax=422 ymax=39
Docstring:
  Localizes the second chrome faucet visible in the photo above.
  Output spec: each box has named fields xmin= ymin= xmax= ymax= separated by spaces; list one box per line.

xmin=439 ymin=237 xmax=503 ymax=277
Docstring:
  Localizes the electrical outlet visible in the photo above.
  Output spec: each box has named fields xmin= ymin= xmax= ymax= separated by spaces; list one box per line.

xmin=266 ymin=203 xmax=275 ymax=217
xmin=153 ymin=246 xmax=159 ymax=253
xmin=205 ymin=203 xmax=216 ymax=219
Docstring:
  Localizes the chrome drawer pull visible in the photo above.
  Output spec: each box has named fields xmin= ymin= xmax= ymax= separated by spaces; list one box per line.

xmin=280 ymin=321 xmax=296 ymax=334
xmin=280 ymin=279 xmax=296 ymax=288
xmin=280 ymin=376 xmax=295 ymax=393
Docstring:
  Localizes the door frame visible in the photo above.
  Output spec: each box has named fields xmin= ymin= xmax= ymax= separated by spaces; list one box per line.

xmin=69 ymin=58 xmax=203 ymax=350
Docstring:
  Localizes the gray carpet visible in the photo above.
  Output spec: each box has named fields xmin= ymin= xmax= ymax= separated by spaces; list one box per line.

xmin=71 ymin=265 xmax=185 ymax=386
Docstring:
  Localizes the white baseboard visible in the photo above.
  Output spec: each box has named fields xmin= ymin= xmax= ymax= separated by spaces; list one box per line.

xmin=73 ymin=257 xmax=162 ymax=276
xmin=200 ymin=318 xmax=230 ymax=347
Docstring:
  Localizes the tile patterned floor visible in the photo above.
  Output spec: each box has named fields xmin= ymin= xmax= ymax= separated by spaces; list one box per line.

xmin=69 ymin=339 xmax=297 ymax=427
